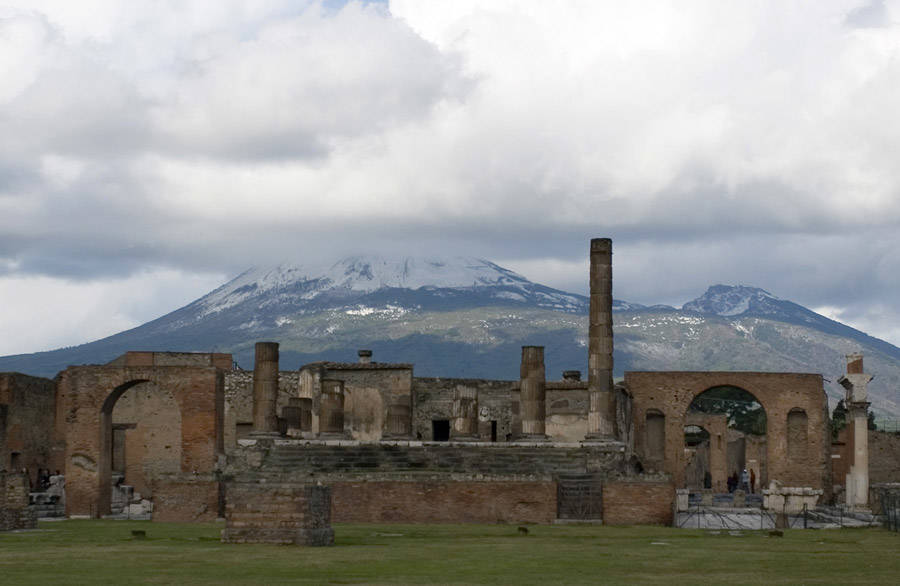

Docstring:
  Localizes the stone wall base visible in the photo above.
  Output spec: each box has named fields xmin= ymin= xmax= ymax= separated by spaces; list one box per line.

xmin=331 ymin=480 xmax=557 ymax=524
xmin=223 ymin=483 xmax=333 ymax=546
xmin=221 ymin=526 xmax=334 ymax=546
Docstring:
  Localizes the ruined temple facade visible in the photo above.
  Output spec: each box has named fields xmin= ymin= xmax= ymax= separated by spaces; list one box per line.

xmin=1 ymin=237 xmax=873 ymax=531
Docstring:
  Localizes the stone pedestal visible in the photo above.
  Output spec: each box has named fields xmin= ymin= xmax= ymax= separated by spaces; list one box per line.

xmin=519 ymin=346 xmax=547 ymax=439
xmin=763 ymin=484 xmax=823 ymax=514
xmin=675 ymin=489 xmax=690 ymax=512
xmin=251 ymin=342 xmax=280 ymax=436
xmin=222 ymin=483 xmax=334 ymax=546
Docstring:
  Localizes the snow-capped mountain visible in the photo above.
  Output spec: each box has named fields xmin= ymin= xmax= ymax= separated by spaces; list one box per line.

xmin=195 ymin=256 xmax=588 ymax=318
xmin=2 ymin=265 xmax=900 ymax=419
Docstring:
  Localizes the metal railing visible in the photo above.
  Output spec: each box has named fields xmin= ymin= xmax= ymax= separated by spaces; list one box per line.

xmin=880 ymin=489 xmax=900 ymax=532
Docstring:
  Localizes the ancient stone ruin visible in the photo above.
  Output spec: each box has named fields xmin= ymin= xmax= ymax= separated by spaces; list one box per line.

xmin=0 ymin=237 xmax=888 ymax=538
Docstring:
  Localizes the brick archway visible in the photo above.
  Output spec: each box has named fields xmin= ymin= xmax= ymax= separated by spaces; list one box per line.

xmin=56 ymin=359 xmax=226 ymax=519
xmin=625 ymin=371 xmax=829 ymax=491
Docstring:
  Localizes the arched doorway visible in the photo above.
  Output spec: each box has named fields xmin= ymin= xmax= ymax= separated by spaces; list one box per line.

xmin=98 ymin=380 xmax=183 ymax=516
xmin=683 ymin=424 xmax=712 ymax=489
xmin=685 ymin=386 xmax=767 ymax=494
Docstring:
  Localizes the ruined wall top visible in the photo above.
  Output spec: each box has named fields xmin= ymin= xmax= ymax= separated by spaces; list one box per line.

xmin=299 ymin=361 xmax=413 ymax=372
xmin=106 ymin=351 xmax=233 ymax=370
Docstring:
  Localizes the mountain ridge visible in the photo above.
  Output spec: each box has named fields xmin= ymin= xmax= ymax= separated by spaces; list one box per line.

xmin=1 ymin=255 xmax=898 ymax=418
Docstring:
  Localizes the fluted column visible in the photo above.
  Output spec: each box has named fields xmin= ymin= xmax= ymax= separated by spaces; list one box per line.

xmin=252 ymin=342 xmax=279 ymax=435
xmin=520 ymin=346 xmax=547 ymax=439
xmin=586 ymin=238 xmax=616 ymax=439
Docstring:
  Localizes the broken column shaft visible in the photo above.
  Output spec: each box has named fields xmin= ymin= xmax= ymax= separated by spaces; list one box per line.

xmin=519 ymin=346 xmax=547 ymax=439
xmin=840 ymin=353 xmax=872 ymax=509
xmin=451 ymin=385 xmax=479 ymax=440
xmin=587 ymin=238 xmax=616 ymax=439
xmin=252 ymin=342 xmax=280 ymax=435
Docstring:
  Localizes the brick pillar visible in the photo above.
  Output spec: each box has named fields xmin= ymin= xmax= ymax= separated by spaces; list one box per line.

xmin=451 ymin=385 xmax=479 ymax=440
xmin=586 ymin=238 xmax=616 ymax=440
xmin=840 ymin=353 xmax=872 ymax=509
xmin=520 ymin=346 xmax=547 ymax=439
xmin=319 ymin=379 xmax=346 ymax=437
xmin=252 ymin=342 xmax=279 ymax=435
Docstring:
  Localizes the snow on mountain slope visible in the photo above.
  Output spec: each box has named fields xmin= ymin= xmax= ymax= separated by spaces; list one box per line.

xmin=196 ymin=256 xmax=587 ymax=317
xmin=682 ymin=285 xmax=780 ymax=316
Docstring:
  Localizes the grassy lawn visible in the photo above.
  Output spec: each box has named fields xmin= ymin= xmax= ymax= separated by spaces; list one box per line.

xmin=0 ymin=520 xmax=896 ymax=585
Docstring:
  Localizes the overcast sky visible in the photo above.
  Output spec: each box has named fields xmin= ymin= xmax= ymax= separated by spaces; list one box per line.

xmin=2 ymin=0 xmax=900 ymax=355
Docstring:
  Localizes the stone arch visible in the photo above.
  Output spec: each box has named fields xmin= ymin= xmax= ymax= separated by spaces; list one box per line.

xmin=99 ymin=379 xmax=185 ymax=514
xmin=57 ymin=360 xmax=225 ymax=519
xmin=109 ymin=381 xmax=183 ymax=501
xmin=625 ymin=371 xmax=828 ymax=491
xmin=98 ymin=379 xmax=149 ymax=516
xmin=683 ymin=423 xmax=711 ymax=489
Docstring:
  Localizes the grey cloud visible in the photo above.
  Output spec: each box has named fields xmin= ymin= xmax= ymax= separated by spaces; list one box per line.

xmin=845 ymin=0 xmax=890 ymax=29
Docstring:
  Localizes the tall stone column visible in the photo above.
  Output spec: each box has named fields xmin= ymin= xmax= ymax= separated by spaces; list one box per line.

xmin=839 ymin=353 xmax=872 ymax=509
xmin=586 ymin=237 xmax=616 ymax=440
xmin=319 ymin=379 xmax=346 ymax=437
xmin=519 ymin=346 xmax=547 ymax=439
xmin=451 ymin=385 xmax=479 ymax=440
xmin=252 ymin=341 xmax=280 ymax=435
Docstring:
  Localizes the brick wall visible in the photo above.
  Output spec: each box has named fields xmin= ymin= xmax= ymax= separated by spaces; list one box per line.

xmin=869 ymin=431 xmax=900 ymax=484
xmin=626 ymin=371 xmax=829 ymax=491
xmin=151 ymin=477 xmax=220 ymax=522
xmin=331 ymin=480 xmax=557 ymax=524
xmin=0 ymin=471 xmax=36 ymax=531
xmin=602 ymin=480 xmax=674 ymax=526
xmin=0 ymin=373 xmax=59 ymax=487
xmin=222 ymin=482 xmax=333 ymax=545
xmin=57 ymin=364 xmax=224 ymax=517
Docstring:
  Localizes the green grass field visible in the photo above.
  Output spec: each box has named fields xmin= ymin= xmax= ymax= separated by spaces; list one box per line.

xmin=0 ymin=520 xmax=896 ymax=585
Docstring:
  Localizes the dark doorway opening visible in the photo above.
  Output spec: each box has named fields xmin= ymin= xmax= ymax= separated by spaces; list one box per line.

xmin=432 ymin=420 xmax=450 ymax=441
xmin=490 ymin=421 xmax=498 ymax=442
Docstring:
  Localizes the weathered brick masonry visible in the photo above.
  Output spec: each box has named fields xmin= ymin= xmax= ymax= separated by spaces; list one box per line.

xmin=627 ymin=371 xmax=829 ymax=492
xmin=56 ymin=353 xmax=227 ymax=518
xmin=222 ymin=482 xmax=333 ymax=546
xmin=0 ymin=471 xmax=36 ymax=531
xmin=331 ymin=480 xmax=557 ymax=524
xmin=601 ymin=480 xmax=675 ymax=526
xmin=224 ymin=439 xmax=631 ymax=524
xmin=1 ymin=372 xmax=59 ymax=488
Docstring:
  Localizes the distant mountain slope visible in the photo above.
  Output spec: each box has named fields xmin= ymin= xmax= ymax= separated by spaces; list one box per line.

xmin=2 ymin=259 xmax=898 ymax=418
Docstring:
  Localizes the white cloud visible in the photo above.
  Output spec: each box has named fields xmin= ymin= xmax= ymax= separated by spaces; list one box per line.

xmin=3 ymin=0 xmax=900 ymax=351
xmin=0 ymin=269 xmax=225 ymax=355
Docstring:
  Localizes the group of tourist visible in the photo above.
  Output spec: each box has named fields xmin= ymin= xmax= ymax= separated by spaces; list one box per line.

xmin=727 ymin=468 xmax=756 ymax=493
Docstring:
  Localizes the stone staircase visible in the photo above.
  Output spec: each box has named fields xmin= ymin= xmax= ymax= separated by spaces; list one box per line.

xmin=258 ymin=443 xmax=593 ymax=479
